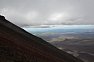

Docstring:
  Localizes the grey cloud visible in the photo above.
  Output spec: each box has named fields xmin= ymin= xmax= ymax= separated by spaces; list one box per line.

xmin=0 ymin=0 xmax=94 ymax=26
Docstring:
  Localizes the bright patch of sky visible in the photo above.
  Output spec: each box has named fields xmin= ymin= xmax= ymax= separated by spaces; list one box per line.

xmin=23 ymin=25 xmax=94 ymax=34
xmin=23 ymin=25 xmax=94 ymax=29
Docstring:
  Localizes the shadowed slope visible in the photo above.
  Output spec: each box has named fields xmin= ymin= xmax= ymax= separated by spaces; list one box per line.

xmin=0 ymin=15 xmax=83 ymax=62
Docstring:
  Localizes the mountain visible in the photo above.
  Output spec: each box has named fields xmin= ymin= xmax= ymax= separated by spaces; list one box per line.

xmin=0 ymin=15 xmax=83 ymax=62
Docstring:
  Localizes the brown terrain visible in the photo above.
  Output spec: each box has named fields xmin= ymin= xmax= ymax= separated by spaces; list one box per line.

xmin=0 ymin=15 xmax=83 ymax=62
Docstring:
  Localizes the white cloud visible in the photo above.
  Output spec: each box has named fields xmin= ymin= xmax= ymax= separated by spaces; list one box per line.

xmin=48 ymin=13 xmax=63 ymax=21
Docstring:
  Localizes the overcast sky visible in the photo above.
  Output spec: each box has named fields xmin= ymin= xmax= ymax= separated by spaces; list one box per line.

xmin=0 ymin=0 xmax=94 ymax=26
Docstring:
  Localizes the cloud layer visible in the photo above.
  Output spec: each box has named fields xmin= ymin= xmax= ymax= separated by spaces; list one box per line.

xmin=0 ymin=0 xmax=94 ymax=26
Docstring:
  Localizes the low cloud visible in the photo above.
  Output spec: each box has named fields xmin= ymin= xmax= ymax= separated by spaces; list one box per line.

xmin=0 ymin=0 xmax=94 ymax=26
